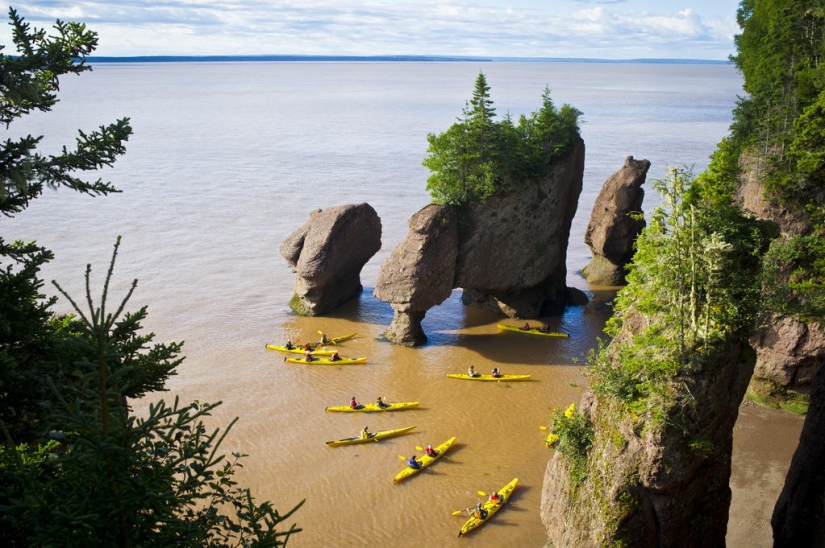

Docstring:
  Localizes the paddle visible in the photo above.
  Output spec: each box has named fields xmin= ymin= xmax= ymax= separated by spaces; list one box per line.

xmin=451 ymin=507 xmax=474 ymax=516
xmin=477 ymin=491 xmax=487 ymax=497
xmin=539 ymin=425 xmax=548 ymax=430
xmin=416 ymin=446 xmax=424 ymax=451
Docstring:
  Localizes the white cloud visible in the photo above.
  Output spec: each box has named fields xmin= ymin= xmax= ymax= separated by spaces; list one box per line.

xmin=0 ymin=1 xmax=742 ymax=59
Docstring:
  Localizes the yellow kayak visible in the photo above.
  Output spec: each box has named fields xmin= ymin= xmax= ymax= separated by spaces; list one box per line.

xmin=497 ymin=323 xmax=568 ymax=338
xmin=325 ymin=401 xmax=419 ymax=413
xmin=285 ymin=356 xmax=366 ymax=365
xmin=326 ymin=425 xmax=416 ymax=447
xmin=393 ymin=436 xmax=456 ymax=483
xmin=458 ymin=477 xmax=519 ymax=537
xmin=446 ymin=373 xmax=531 ymax=381
xmin=265 ymin=344 xmax=336 ymax=356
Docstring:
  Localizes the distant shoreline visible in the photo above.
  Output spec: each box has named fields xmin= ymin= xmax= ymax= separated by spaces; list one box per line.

xmin=87 ymin=54 xmax=733 ymax=65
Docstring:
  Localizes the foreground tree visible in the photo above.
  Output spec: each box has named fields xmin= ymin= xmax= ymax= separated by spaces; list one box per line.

xmin=0 ymin=8 xmax=302 ymax=546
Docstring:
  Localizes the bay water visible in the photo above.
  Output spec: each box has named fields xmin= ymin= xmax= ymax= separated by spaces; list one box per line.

xmin=6 ymin=61 xmax=796 ymax=546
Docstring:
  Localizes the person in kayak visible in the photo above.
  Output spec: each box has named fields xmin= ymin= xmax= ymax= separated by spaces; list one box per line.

xmin=468 ymin=365 xmax=480 ymax=377
xmin=350 ymin=396 xmax=362 ymax=410
xmin=360 ymin=426 xmax=372 ymax=439
xmin=489 ymin=491 xmax=502 ymax=503
xmin=407 ymin=455 xmax=422 ymax=469
xmin=303 ymin=350 xmax=313 ymax=362
xmin=329 ymin=351 xmax=340 ymax=362
xmin=320 ymin=333 xmax=330 ymax=344
xmin=284 ymin=340 xmax=294 ymax=350
xmin=376 ymin=396 xmax=390 ymax=409
xmin=425 ymin=444 xmax=439 ymax=457
xmin=491 ymin=367 xmax=502 ymax=378
xmin=520 ymin=322 xmax=531 ymax=331
xmin=473 ymin=502 xmax=488 ymax=520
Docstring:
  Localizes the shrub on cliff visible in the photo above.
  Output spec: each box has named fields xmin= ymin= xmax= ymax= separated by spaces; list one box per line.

xmin=423 ymin=72 xmax=581 ymax=206
xmin=590 ymin=166 xmax=770 ymax=415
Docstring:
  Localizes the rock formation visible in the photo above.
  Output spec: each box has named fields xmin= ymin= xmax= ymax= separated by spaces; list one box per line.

xmin=581 ymin=155 xmax=649 ymax=285
xmin=375 ymin=139 xmax=585 ymax=345
xmin=733 ymin=152 xmax=825 ymax=540
xmin=540 ymin=311 xmax=755 ymax=547
xmin=373 ymin=204 xmax=458 ymax=346
xmin=280 ymin=203 xmax=381 ymax=316
xmin=749 ymin=315 xmax=825 ymax=401
xmin=771 ymin=363 xmax=825 ymax=547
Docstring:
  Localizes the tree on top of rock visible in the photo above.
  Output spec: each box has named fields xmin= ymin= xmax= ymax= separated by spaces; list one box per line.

xmin=423 ymin=73 xmax=581 ymax=206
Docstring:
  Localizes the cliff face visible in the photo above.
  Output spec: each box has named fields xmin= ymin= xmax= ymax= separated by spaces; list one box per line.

xmin=540 ymin=310 xmax=755 ymax=547
xmin=581 ymin=156 xmax=649 ymax=286
xmin=772 ymin=363 xmax=825 ymax=547
xmin=280 ymin=203 xmax=382 ymax=315
xmin=374 ymin=139 xmax=585 ymax=345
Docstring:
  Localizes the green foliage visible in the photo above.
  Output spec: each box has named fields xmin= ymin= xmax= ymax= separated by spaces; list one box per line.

xmin=590 ymin=167 xmax=769 ymax=413
xmin=423 ymin=73 xmax=581 ymax=205
xmin=760 ymin=233 xmax=825 ymax=319
xmin=0 ymin=10 xmax=302 ymax=546
xmin=546 ymin=403 xmax=594 ymax=485
xmin=729 ymin=0 xmax=825 ymax=322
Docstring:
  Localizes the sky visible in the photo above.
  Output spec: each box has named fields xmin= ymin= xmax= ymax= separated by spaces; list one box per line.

xmin=0 ymin=1 xmax=744 ymax=60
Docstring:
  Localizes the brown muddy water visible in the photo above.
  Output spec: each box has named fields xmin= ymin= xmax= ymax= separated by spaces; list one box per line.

xmin=130 ymin=282 xmax=802 ymax=548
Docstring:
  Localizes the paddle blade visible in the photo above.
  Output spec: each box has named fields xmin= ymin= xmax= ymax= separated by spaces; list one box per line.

xmin=415 ymin=446 xmax=424 ymax=451
xmin=539 ymin=425 xmax=548 ymax=430
xmin=477 ymin=491 xmax=487 ymax=497
xmin=398 ymin=455 xmax=406 ymax=460
xmin=451 ymin=510 xmax=463 ymax=516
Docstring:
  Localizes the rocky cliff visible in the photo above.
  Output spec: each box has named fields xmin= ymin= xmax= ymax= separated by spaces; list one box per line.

xmin=280 ymin=203 xmax=381 ymax=315
xmin=540 ymin=311 xmax=755 ymax=547
xmin=374 ymin=139 xmax=585 ymax=345
xmin=581 ymin=156 xmax=649 ymax=286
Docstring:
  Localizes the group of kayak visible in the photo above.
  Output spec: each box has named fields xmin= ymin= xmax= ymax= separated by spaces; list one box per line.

xmin=267 ymin=333 xmax=367 ymax=365
xmin=267 ymin=328 xmax=548 ymax=536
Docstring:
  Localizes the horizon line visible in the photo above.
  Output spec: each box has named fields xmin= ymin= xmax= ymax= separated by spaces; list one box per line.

xmin=87 ymin=54 xmax=733 ymax=65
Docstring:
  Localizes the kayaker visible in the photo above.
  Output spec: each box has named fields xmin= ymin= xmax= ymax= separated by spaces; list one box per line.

xmin=285 ymin=340 xmax=294 ymax=350
xmin=376 ymin=396 xmax=390 ymax=409
xmin=350 ymin=396 xmax=361 ymax=409
xmin=489 ymin=491 xmax=502 ymax=503
xmin=303 ymin=350 xmax=313 ymax=362
xmin=473 ymin=503 xmax=488 ymax=520
xmin=329 ymin=352 xmax=340 ymax=362
xmin=491 ymin=367 xmax=501 ymax=378
xmin=520 ymin=322 xmax=531 ymax=331
xmin=468 ymin=365 xmax=480 ymax=377
xmin=425 ymin=444 xmax=439 ymax=457
xmin=360 ymin=426 xmax=372 ymax=439
xmin=408 ymin=455 xmax=422 ymax=469
xmin=320 ymin=333 xmax=330 ymax=344
xmin=304 ymin=343 xmax=312 ymax=351
xmin=541 ymin=325 xmax=551 ymax=334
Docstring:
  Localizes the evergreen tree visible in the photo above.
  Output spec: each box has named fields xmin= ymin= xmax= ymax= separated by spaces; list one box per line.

xmin=0 ymin=9 xmax=302 ymax=546
xmin=423 ymin=73 xmax=581 ymax=206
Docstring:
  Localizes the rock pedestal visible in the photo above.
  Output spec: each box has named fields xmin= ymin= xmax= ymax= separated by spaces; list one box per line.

xmin=375 ymin=139 xmax=585 ymax=345
xmin=374 ymin=204 xmax=458 ymax=346
xmin=581 ymin=155 xmax=649 ymax=285
xmin=280 ymin=203 xmax=381 ymax=316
